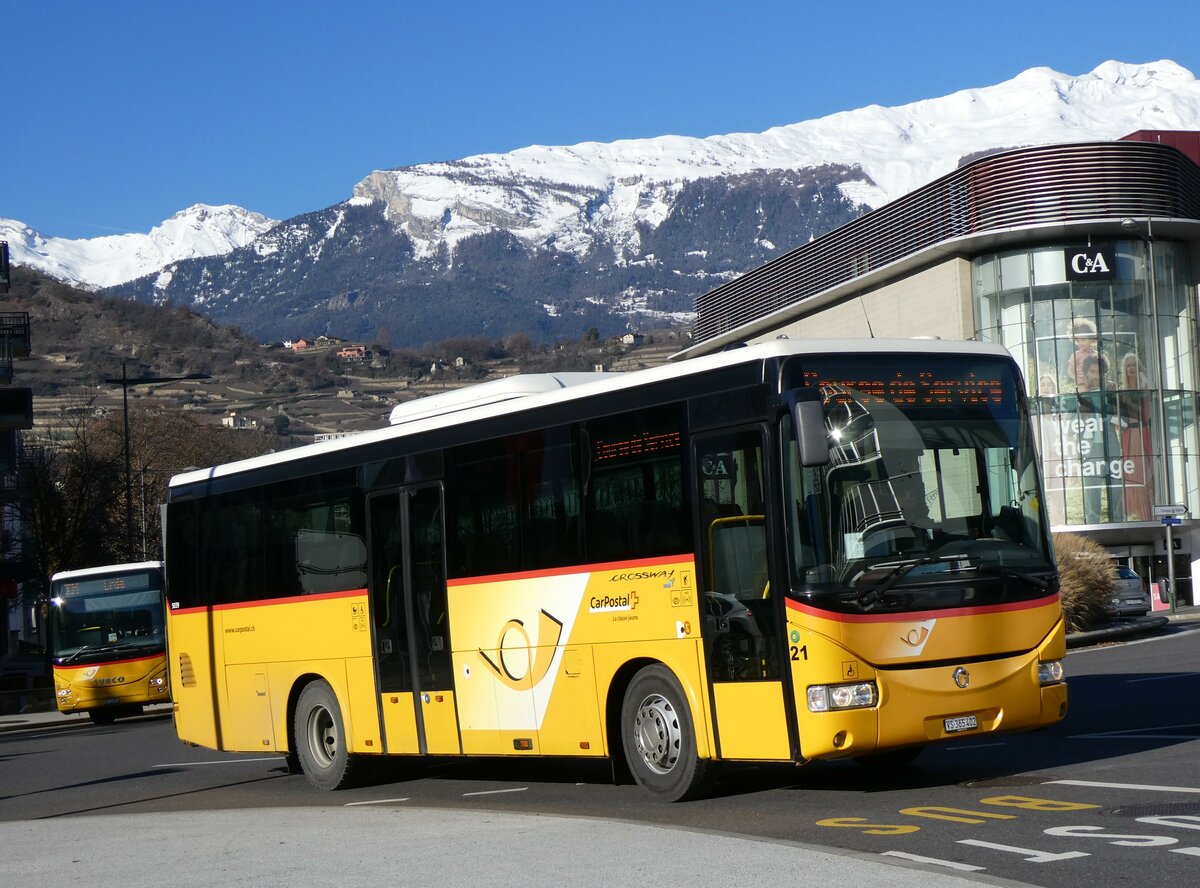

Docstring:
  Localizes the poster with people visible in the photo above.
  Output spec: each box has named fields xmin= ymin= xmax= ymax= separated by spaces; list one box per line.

xmin=1032 ymin=317 xmax=1157 ymax=526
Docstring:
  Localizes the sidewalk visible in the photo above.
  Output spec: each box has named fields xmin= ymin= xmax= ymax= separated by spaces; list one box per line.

xmin=0 ymin=807 xmax=1013 ymax=888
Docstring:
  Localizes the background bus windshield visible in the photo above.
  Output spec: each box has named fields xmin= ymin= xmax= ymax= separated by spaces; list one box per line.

xmin=781 ymin=354 xmax=1054 ymax=613
xmin=51 ymin=570 xmax=165 ymax=661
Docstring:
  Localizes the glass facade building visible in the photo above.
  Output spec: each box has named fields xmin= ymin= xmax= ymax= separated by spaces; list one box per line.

xmin=976 ymin=240 xmax=1198 ymax=527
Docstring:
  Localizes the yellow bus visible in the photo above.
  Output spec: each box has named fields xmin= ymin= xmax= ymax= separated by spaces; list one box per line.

xmin=164 ymin=339 xmax=1067 ymax=800
xmin=50 ymin=561 xmax=170 ymax=724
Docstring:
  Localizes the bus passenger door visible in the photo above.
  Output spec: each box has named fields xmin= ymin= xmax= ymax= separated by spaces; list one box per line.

xmin=694 ymin=430 xmax=791 ymax=762
xmin=368 ymin=484 xmax=460 ymax=755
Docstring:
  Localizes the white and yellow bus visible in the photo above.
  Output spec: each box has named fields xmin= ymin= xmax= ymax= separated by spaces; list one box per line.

xmin=164 ymin=339 xmax=1067 ymax=800
xmin=50 ymin=562 xmax=170 ymax=723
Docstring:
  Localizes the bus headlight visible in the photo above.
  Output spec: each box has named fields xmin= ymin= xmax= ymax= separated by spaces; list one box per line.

xmin=149 ymin=677 xmax=165 ymax=687
xmin=1038 ymin=660 xmax=1065 ymax=685
xmin=57 ymin=688 xmax=72 ymax=698
xmin=807 ymin=682 xmax=878 ymax=712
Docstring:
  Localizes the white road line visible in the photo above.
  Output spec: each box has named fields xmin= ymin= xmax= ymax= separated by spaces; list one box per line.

xmin=881 ymin=851 xmax=985 ymax=871
xmin=1046 ymin=779 xmax=1200 ymax=794
xmin=345 ymin=798 xmax=411 ymax=806
xmin=1127 ymin=673 xmax=1199 ymax=683
xmin=462 ymin=787 xmax=528 ymax=797
xmin=1067 ymin=723 xmax=1200 ymax=742
xmin=1070 ymin=731 xmax=1200 ymax=741
xmin=153 ymin=757 xmax=284 ymax=768
xmin=957 ymin=839 xmax=1089 ymax=863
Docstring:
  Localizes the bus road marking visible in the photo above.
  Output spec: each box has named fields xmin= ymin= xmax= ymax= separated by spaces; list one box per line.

xmin=345 ymin=798 xmax=411 ymax=806
xmin=463 ymin=787 xmax=529 ymax=797
xmin=1127 ymin=673 xmax=1199 ymax=683
xmin=1046 ymin=779 xmax=1200 ymax=795
xmin=881 ymin=851 xmax=985 ymax=871
xmin=1067 ymin=723 xmax=1200 ymax=742
xmin=153 ymin=757 xmax=285 ymax=768
xmin=957 ymin=839 xmax=1089 ymax=863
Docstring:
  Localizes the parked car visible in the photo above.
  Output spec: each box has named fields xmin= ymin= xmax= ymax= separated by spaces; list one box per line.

xmin=1106 ymin=566 xmax=1150 ymax=617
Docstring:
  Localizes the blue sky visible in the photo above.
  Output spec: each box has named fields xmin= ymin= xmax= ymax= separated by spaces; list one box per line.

xmin=4 ymin=1 xmax=1199 ymax=241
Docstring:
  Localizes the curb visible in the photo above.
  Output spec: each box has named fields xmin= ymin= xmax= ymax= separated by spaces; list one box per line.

xmin=1065 ymin=615 xmax=1171 ymax=648
xmin=0 ymin=704 xmax=173 ymax=735
xmin=0 ymin=712 xmax=92 ymax=734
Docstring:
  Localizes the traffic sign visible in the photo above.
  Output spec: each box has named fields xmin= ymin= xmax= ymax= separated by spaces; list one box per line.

xmin=1161 ymin=517 xmax=1183 ymax=526
xmin=1153 ymin=504 xmax=1188 ymax=518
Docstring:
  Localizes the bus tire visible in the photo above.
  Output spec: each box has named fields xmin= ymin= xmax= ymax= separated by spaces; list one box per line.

xmin=294 ymin=680 xmax=358 ymax=790
xmin=620 ymin=665 xmax=710 ymax=802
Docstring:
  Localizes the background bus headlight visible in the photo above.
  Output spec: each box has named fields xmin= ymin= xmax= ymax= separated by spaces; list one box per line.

xmin=807 ymin=682 xmax=878 ymax=712
xmin=1038 ymin=660 xmax=1065 ymax=685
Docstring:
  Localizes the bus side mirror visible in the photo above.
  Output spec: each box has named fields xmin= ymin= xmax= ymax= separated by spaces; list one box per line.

xmin=791 ymin=393 xmax=830 ymax=467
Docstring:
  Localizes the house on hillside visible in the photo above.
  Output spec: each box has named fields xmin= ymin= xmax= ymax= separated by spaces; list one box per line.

xmin=338 ymin=345 xmax=367 ymax=362
xmin=221 ymin=412 xmax=260 ymax=430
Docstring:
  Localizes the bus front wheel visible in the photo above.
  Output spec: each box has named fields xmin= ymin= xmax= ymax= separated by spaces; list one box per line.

xmin=620 ymin=665 xmax=709 ymax=802
xmin=294 ymin=681 xmax=358 ymax=790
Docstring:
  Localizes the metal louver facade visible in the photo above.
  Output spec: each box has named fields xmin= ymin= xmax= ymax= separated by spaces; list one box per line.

xmin=694 ymin=140 xmax=1200 ymax=344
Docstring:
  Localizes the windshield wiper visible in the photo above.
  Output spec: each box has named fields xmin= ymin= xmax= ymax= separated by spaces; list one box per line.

xmin=60 ymin=640 xmax=150 ymax=664
xmin=973 ymin=564 xmax=1054 ymax=593
xmin=60 ymin=644 xmax=103 ymax=665
xmin=856 ymin=554 xmax=969 ymax=610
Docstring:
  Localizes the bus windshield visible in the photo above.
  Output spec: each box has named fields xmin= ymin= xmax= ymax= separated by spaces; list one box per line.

xmin=781 ymin=353 xmax=1055 ymax=614
xmin=51 ymin=568 xmax=166 ymax=663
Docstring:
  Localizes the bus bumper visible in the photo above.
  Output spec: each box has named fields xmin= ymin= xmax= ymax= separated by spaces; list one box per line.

xmin=799 ymin=646 xmax=1068 ymax=760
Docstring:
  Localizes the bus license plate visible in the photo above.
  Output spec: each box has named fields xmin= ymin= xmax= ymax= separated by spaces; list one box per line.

xmin=944 ymin=714 xmax=978 ymax=733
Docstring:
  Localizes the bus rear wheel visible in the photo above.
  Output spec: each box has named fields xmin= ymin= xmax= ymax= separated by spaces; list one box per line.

xmin=294 ymin=681 xmax=358 ymax=790
xmin=620 ymin=665 xmax=709 ymax=802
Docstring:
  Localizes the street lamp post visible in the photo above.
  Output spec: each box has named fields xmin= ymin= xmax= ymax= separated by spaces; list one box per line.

xmin=104 ymin=363 xmax=210 ymax=558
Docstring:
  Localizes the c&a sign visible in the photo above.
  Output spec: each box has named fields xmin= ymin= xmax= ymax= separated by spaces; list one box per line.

xmin=1065 ymin=244 xmax=1116 ymax=281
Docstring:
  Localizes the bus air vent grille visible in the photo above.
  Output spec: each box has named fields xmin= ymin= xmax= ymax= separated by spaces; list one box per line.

xmin=178 ymin=653 xmax=197 ymax=688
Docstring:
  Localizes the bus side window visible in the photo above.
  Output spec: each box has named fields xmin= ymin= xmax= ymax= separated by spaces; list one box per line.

xmin=585 ymin=405 xmax=687 ymax=563
xmin=696 ymin=431 xmax=766 ymax=595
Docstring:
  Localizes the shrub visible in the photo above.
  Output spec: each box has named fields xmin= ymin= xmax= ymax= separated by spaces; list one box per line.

xmin=1053 ymin=532 xmax=1116 ymax=631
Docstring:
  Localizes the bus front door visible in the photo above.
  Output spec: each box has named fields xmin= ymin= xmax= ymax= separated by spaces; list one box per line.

xmin=695 ymin=430 xmax=792 ymax=762
xmin=368 ymin=484 xmax=460 ymax=756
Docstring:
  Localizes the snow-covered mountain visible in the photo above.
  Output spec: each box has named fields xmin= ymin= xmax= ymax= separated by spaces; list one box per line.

xmin=7 ymin=60 xmax=1200 ymax=346
xmin=352 ymin=60 xmax=1200 ymax=264
xmin=0 ymin=204 xmax=276 ymax=289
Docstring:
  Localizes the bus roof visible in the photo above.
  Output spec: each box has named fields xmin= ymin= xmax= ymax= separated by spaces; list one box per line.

xmin=169 ymin=338 xmax=1014 ymax=490
xmin=50 ymin=561 xmax=165 ymax=584
xmin=387 ymin=372 xmax=609 ymax=426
